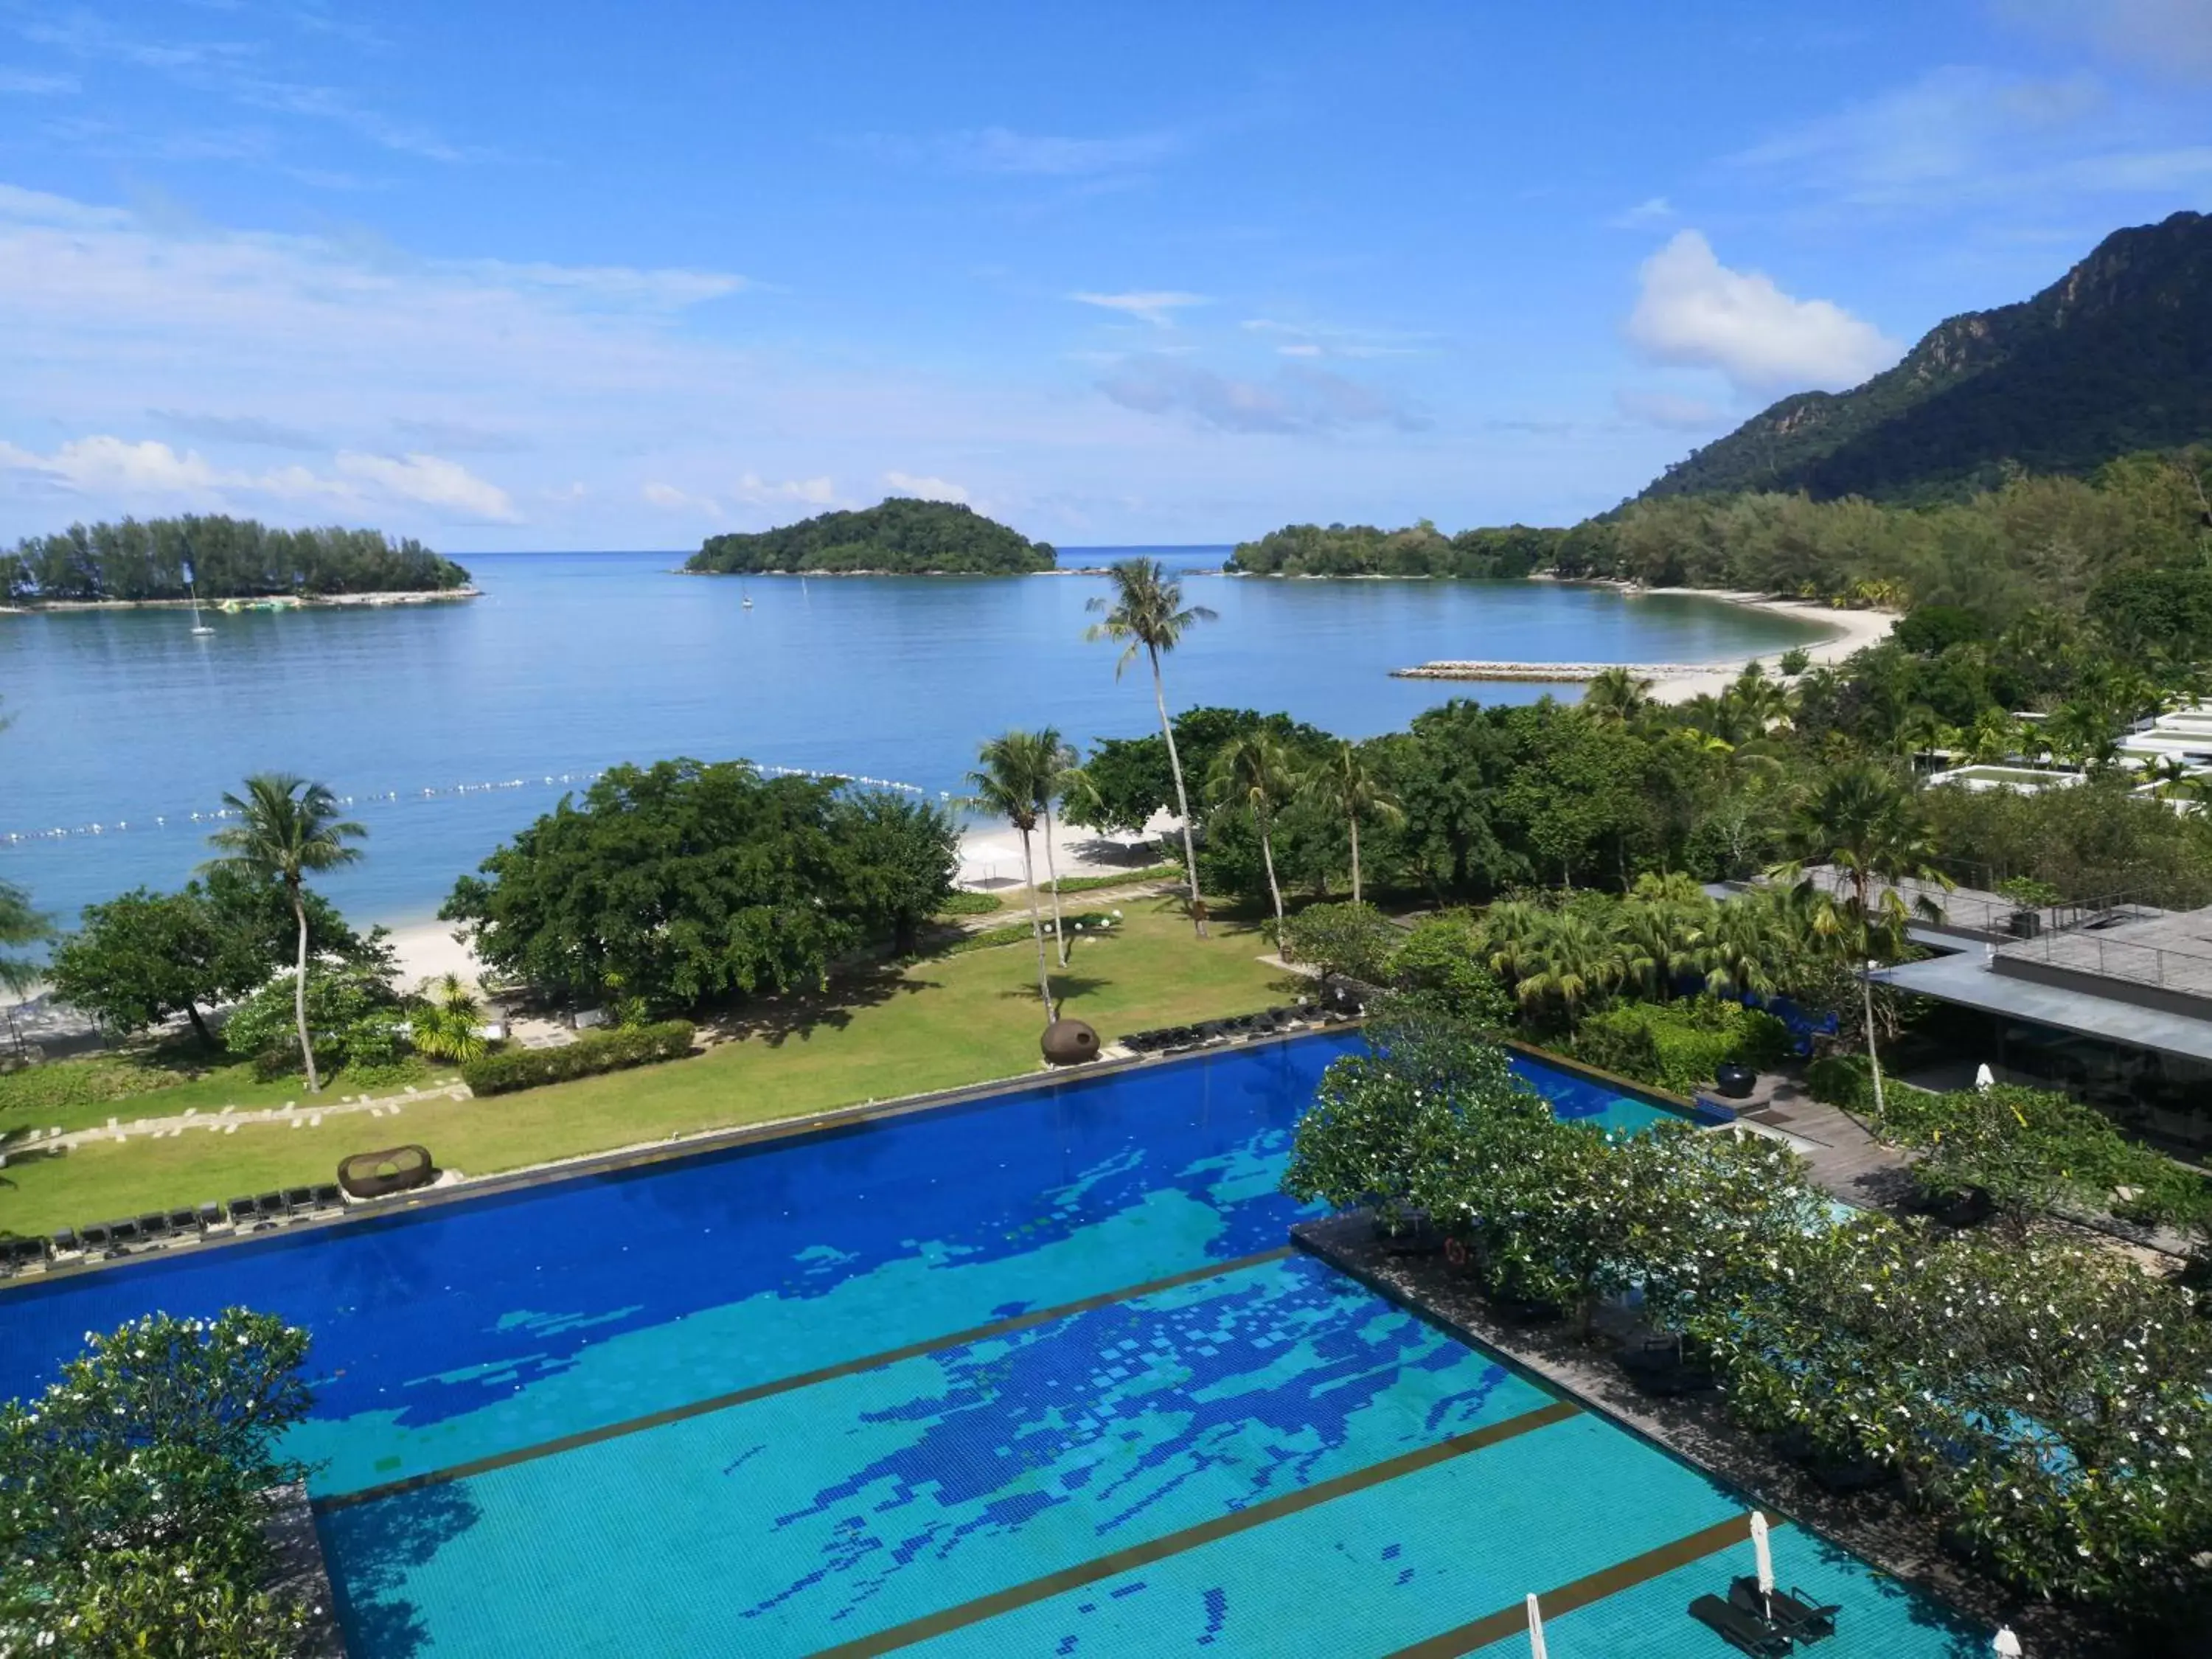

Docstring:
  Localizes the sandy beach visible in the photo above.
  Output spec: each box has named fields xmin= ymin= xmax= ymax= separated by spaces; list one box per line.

xmin=1393 ymin=587 xmax=1896 ymax=706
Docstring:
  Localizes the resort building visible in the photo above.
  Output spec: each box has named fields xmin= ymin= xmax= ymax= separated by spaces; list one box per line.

xmin=1853 ymin=875 xmax=2212 ymax=1158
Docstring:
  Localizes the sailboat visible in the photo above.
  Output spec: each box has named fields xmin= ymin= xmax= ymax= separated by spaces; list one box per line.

xmin=187 ymin=577 xmax=215 ymax=636
xmin=741 ymin=578 xmax=754 ymax=611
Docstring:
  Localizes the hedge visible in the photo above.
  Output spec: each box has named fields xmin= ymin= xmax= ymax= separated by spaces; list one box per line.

xmin=461 ymin=1020 xmax=695 ymax=1096
xmin=1570 ymin=999 xmax=1792 ymax=1096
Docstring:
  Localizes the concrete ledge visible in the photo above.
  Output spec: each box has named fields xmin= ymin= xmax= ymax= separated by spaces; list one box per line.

xmin=262 ymin=1479 xmax=347 ymax=1657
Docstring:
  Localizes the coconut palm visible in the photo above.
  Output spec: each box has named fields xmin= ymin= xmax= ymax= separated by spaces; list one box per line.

xmin=1580 ymin=667 xmax=1654 ymax=726
xmin=1776 ymin=759 xmax=1950 ymax=958
xmin=1510 ymin=909 xmax=1623 ymax=1020
xmin=964 ymin=732 xmax=1057 ymax=1020
xmin=411 ymin=972 xmax=488 ymax=1063
xmin=1085 ymin=559 xmax=1218 ymax=938
xmin=1306 ymin=741 xmax=1403 ymax=905
xmin=1206 ymin=730 xmax=1303 ymax=943
xmin=201 ymin=773 xmax=366 ymax=1093
xmin=1032 ymin=728 xmax=1082 ymax=967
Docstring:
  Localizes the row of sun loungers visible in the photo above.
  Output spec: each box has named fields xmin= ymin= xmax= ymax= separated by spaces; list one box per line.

xmin=1 ymin=1184 xmax=347 ymax=1275
xmin=1116 ymin=1005 xmax=1331 ymax=1054
xmin=1690 ymin=1579 xmax=1840 ymax=1653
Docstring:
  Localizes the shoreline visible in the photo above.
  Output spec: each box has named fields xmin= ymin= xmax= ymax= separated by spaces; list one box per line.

xmin=1394 ymin=587 xmax=1896 ymax=705
xmin=2 ymin=588 xmax=480 ymax=615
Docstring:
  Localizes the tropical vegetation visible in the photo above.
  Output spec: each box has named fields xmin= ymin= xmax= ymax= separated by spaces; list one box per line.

xmin=685 ymin=498 xmax=1054 ymax=575
xmin=439 ymin=759 xmax=959 ymax=1012
xmin=0 ymin=1310 xmax=320 ymax=1658
xmin=0 ymin=515 xmax=469 ymax=603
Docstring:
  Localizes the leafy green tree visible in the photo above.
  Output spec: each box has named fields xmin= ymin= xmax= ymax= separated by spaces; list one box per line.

xmin=1579 ymin=666 xmax=1655 ymax=724
xmin=222 ymin=948 xmax=403 ymax=1077
xmin=1206 ymin=729 xmax=1302 ymax=939
xmin=964 ymin=732 xmax=1059 ymax=1019
xmin=0 ymin=879 xmax=41 ymax=999
xmin=2 ymin=515 xmax=468 ymax=602
xmin=445 ymin=761 xmax=934 ymax=1010
xmin=1387 ymin=913 xmax=1514 ymax=1028
xmin=830 ymin=789 xmax=959 ymax=956
xmin=48 ymin=888 xmax=246 ymax=1048
xmin=0 ymin=1310 xmax=317 ymax=1658
xmin=1303 ymin=740 xmax=1402 ymax=905
xmin=1085 ymin=558 xmax=1218 ymax=937
xmin=202 ymin=775 xmax=366 ymax=1093
xmin=1276 ymin=900 xmax=1399 ymax=984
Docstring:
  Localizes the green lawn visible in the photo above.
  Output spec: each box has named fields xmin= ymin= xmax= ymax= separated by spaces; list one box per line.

xmin=0 ymin=902 xmax=1292 ymax=1237
xmin=0 ymin=1051 xmax=456 ymax=1138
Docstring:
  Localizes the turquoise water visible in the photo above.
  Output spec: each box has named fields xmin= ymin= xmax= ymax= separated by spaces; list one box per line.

xmin=0 ymin=552 xmax=1823 ymax=925
xmin=0 ymin=1037 xmax=1976 ymax=1656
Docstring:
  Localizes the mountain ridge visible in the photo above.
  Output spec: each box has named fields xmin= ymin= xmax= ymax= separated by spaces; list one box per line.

xmin=1638 ymin=211 xmax=2212 ymax=504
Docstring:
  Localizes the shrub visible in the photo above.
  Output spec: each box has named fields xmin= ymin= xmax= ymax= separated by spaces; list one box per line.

xmin=1046 ymin=863 xmax=1181 ymax=894
xmin=1805 ymin=1051 xmax=1874 ymax=1109
xmin=1571 ymin=999 xmax=1790 ymax=1095
xmin=1390 ymin=913 xmax=1514 ymax=1029
xmin=459 ymin=1020 xmax=695 ymax=1096
xmin=1279 ymin=901 xmax=1400 ymax=984
xmin=935 ymin=890 xmax=1003 ymax=916
xmin=0 ymin=1054 xmax=186 ymax=1116
xmin=939 ymin=911 xmax=1114 ymax=957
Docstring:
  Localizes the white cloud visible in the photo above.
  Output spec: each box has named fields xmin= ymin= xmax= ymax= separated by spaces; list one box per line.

xmin=1609 ymin=196 xmax=1676 ymax=228
xmin=881 ymin=471 xmax=968 ymax=504
xmin=643 ymin=481 xmax=720 ymax=517
xmin=0 ymin=69 xmax=77 ymax=95
xmin=1615 ymin=389 xmax=1733 ymax=431
xmin=734 ymin=473 xmax=838 ymax=507
xmin=1995 ymin=0 xmax=2212 ymax=83
xmin=1626 ymin=231 xmax=1899 ymax=394
xmin=1071 ymin=291 xmax=1209 ymax=328
xmin=1097 ymin=357 xmax=1429 ymax=435
xmin=864 ymin=127 xmax=1180 ymax=177
xmin=335 ymin=452 xmax=516 ymax=521
xmin=0 ymin=434 xmax=516 ymax=521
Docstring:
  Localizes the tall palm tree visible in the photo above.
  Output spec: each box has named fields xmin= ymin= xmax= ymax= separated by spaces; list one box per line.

xmin=1776 ymin=759 xmax=1950 ymax=958
xmin=202 ymin=773 xmax=365 ymax=1093
xmin=1032 ymin=728 xmax=1080 ymax=967
xmin=1511 ymin=909 xmax=1623 ymax=1020
xmin=1206 ymin=730 xmax=1303 ymax=942
xmin=1085 ymin=559 xmax=1217 ymax=938
xmin=1306 ymin=741 xmax=1403 ymax=905
xmin=964 ymin=733 xmax=1057 ymax=1020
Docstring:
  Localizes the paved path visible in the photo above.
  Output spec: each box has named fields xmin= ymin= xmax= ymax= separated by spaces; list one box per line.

xmin=14 ymin=1079 xmax=467 ymax=1153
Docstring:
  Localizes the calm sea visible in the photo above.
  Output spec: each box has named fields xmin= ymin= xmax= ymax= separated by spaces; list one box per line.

xmin=0 ymin=550 xmax=1820 ymax=928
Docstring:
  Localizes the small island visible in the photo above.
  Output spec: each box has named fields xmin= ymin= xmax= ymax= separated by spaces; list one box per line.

xmin=0 ymin=515 xmax=473 ymax=607
xmin=1226 ymin=519 xmax=1568 ymax=578
xmin=685 ymin=498 xmax=1056 ymax=576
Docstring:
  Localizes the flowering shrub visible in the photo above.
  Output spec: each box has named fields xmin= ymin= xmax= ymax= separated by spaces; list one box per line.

xmin=0 ymin=1310 xmax=318 ymax=1658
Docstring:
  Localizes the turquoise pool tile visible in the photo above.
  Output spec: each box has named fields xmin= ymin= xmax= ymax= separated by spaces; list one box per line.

xmin=319 ymin=1256 xmax=1550 ymax=1657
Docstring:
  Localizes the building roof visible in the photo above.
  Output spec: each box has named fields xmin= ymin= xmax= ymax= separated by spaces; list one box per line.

xmin=1874 ymin=947 xmax=2212 ymax=1066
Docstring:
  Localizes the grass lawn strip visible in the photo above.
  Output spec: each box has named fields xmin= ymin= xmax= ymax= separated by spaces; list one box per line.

xmin=1 ymin=905 xmax=1285 ymax=1237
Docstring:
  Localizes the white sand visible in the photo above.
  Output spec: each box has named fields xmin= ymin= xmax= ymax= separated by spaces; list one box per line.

xmin=383 ymin=921 xmax=487 ymax=989
xmin=1635 ymin=590 xmax=1897 ymax=704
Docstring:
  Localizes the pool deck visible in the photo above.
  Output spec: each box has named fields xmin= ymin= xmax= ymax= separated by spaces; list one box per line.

xmin=1292 ymin=1211 xmax=2126 ymax=1659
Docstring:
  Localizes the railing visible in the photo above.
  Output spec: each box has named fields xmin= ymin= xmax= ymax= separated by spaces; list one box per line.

xmin=1994 ymin=922 xmax=2212 ymax=998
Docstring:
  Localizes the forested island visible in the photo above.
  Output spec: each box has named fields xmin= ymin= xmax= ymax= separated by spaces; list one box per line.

xmin=1225 ymin=521 xmax=1572 ymax=578
xmin=685 ymin=498 xmax=1056 ymax=575
xmin=0 ymin=516 xmax=472 ymax=605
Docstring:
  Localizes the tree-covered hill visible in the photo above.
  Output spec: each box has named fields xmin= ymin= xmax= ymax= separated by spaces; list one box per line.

xmin=1641 ymin=211 xmax=2212 ymax=504
xmin=1225 ymin=520 xmax=1568 ymax=577
xmin=1 ymin=516 xmax=471 ymax=603
xmin=686 ymin=498 xmax=1055 ymax=575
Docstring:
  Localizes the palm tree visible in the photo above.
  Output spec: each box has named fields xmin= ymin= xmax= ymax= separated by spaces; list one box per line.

xmin=1085 ymin=559 xmax=1217 ymax=938
xmin=1032 ymin=728 xmax=1079 ymax=967
xmin=202 ymin=774 xmax=365 ymax=1093
xmin=1580 ymin=667 xmax=1654 ymax=726
xmin=1206 ymin=730 xmax=1303 ymax=942
xmin=1511 ymin=909 xmax=1623 ymax=1020
xmin=1306 ymin=741 xmax=1403 ymax=905
xmin=1776 ymin=759 xmax=1950 ymax=959
xmin=964 ymin=733 xmax=1057 ymax=1020
xmin=411 ymin=973 xmax=488 ymax=1063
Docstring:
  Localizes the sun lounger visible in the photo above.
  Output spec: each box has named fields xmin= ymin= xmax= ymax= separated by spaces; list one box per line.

xmin=137 ymin=1211 xmax=171 ymax=1238
xmin=107 ymin=1219 xmax=142 ymax=1245
xmin=49 ymin=1227 xmax=78 ymax=1253
xmin=311 ymin=1183 xmax=343 ymax=1208
xmin=226 ymin=1196 xmax=257 ymax=1223
xmin=282 ymin=1186 xmax=316 ymax=1213
xmin=1730 ymin=1579 xmax=1839 ymax=1642
xmin=253 ymin=1192 xmax=286 ymax=1218
xmin=196 ymin=1202 xmax=223 ymax=1228
xmin=1689 ymin=1593 xmax=1793 ymax=1655
xmin=167 ymin=1207 xmax=201 ymax=1232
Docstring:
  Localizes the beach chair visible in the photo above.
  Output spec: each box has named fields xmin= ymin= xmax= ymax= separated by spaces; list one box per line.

xmin=226 ymin=1196 xmax=257 ymax=1223
xmin=1729 ymin=1580 xmax=1837 ymax=1643
xmin=49 ymin=1227 xmax=78 ymax=1254
xmin=196 ymin=1202 xmax=223 ymax=1228
xmin=1688 ymin=1593 xmax=1792 ymax=1655
xmin=311 ymin=1183 xmax=344 ymax=1208
xmin=167 ymin=1207 xmax=201 ymax=1233
xmin=136 ymin=1211 xmax=171 ymax=1239
xmin=253 ymin=1192 xmax=286 ymax=1219
xmin=282 ymin=1186 xmax=316 ymax=1214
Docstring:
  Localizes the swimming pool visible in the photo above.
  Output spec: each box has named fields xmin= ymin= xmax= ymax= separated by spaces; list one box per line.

xmin=0 ymin=1035 xmax=1978 ymax=1656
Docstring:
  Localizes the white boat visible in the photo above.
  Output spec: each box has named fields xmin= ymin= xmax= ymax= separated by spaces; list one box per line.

xmin=187 ymin=580 xmax=215 ymax=636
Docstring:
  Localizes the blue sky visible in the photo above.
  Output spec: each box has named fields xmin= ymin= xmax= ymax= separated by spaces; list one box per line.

xmin=0 ymin=0 xmax=2207 ymax=551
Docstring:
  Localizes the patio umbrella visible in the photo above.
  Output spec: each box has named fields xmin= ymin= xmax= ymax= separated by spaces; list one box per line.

xmin=1750 ymin=1510 xmax=1776 ymax=1599
xmin=1525 ymin=1593 xmax=1548 ymax=1659
xmin=1992 ymin=1627 xmax=2023 ymax=1657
